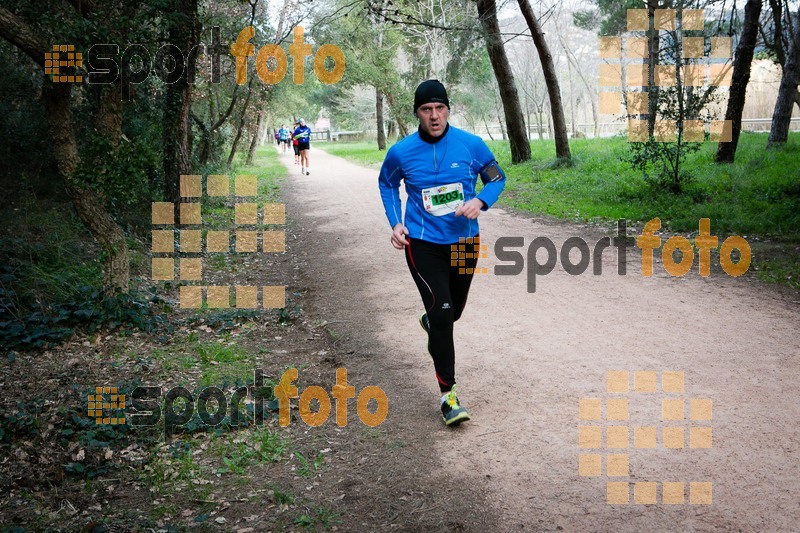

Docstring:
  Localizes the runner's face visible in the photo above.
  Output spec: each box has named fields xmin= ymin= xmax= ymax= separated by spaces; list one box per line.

xmin=417 ymin=103 xmax=448 ymax=137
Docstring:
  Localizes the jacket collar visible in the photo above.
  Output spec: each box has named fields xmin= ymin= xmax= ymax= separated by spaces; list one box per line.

xmin=418 ymin=123 xmax=450 ymax=144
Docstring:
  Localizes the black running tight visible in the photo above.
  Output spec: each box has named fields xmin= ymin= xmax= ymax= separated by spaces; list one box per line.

xmin=404 ymin=237 xmax=478 ymax=392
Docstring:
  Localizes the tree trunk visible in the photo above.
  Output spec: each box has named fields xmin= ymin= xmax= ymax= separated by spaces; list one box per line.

xmin=482 ymin=116 xmax=495 ymax=140
xmin=646 ymin=0 xmax=658 ymax=137
xmin=0 ymin=6 xmax=129 ymax=293
xmin=768 ymin=7 xmax=800 ymax=148
xmin=43 ymin=84 xmax=130 ymax=293
xmin=162 ymin=0 xmax=198 ymax=202
xmin=476 ymin=0 xmax=531 ymax=163
xmin=246 ymin=109 xmax=263 ymax=165
xmin=227 ymin=77 xmax=255 ymax=167
xmin=385 ymin=91 xmax=410 ymax=137
xmin=558 ymin=32 xmax=599 ymax=138
xmin=516 ymin=0 xmax=571 ymax=159
xmin=376 ymin=87 xmax=387 ymax=150
xmin=716 ymin=0 xmax=762 ymax=162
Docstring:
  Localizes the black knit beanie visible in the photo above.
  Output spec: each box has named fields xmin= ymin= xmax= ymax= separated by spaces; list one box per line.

xmin=413 ymin=79 xmax=450 ymax=114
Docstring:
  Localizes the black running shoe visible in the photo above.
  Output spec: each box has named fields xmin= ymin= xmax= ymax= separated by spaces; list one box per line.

xmin=441 ymin=385 xmax=470 ymax=426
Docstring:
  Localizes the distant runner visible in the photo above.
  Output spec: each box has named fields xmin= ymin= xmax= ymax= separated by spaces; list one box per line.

xmin=293 ymin=118 xmax=312 ymax=175
xmin=378 ymin=79 xmax=507 ymax=427
xmin=278 ymin=124 xmax=290 ymax=153
xmin=292 ymin=121 xmax=301 ymax=165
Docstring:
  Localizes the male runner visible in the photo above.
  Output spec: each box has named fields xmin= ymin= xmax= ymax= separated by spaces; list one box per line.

xmin=293 ymin=119 xmax=312 ymax=175
xmin=377 ymin=79 xmax=506 ymax=426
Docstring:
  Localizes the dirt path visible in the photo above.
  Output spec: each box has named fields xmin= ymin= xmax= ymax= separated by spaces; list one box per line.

xmin=278 ymin=145 xmax=800 ymax=531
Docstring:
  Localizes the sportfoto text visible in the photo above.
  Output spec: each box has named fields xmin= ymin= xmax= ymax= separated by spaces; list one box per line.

xmin=494 ymin=218 xmax=751 ymax=292
xmin=128 ymin=368 xmax=387 ymax=440
xmin=86 ymin=25 xmax=344 ymax=99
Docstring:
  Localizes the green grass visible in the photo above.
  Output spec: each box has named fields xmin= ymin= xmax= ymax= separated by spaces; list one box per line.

xmin=236 ymin=146 xmax=288 ymax=201
xmin=319 ymin=142 xmax=389 ymax=167
xmin=320 ymin=133 xmax=800 ymax=238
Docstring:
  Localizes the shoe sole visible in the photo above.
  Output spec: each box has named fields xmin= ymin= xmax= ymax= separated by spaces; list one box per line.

xmin=419 ymin=314 xmax=431 ymax=355
xmin=443 ymin=411 xmax=471 ymax=426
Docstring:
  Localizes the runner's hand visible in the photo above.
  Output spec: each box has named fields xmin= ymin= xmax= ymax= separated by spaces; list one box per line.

xmin=454 ymin=198 xmax=484 ymax=219
xmin=390 ymin=224 xmax=409 ymax=249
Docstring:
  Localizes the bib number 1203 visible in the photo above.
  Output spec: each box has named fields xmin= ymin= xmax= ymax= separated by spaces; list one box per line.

xmin=432 ymin=190 xmax=463 ymax=206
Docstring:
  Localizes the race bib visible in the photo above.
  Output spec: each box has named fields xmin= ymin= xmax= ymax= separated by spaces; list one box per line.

xmin=422 ymin=183 xmax=464 ymax=216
